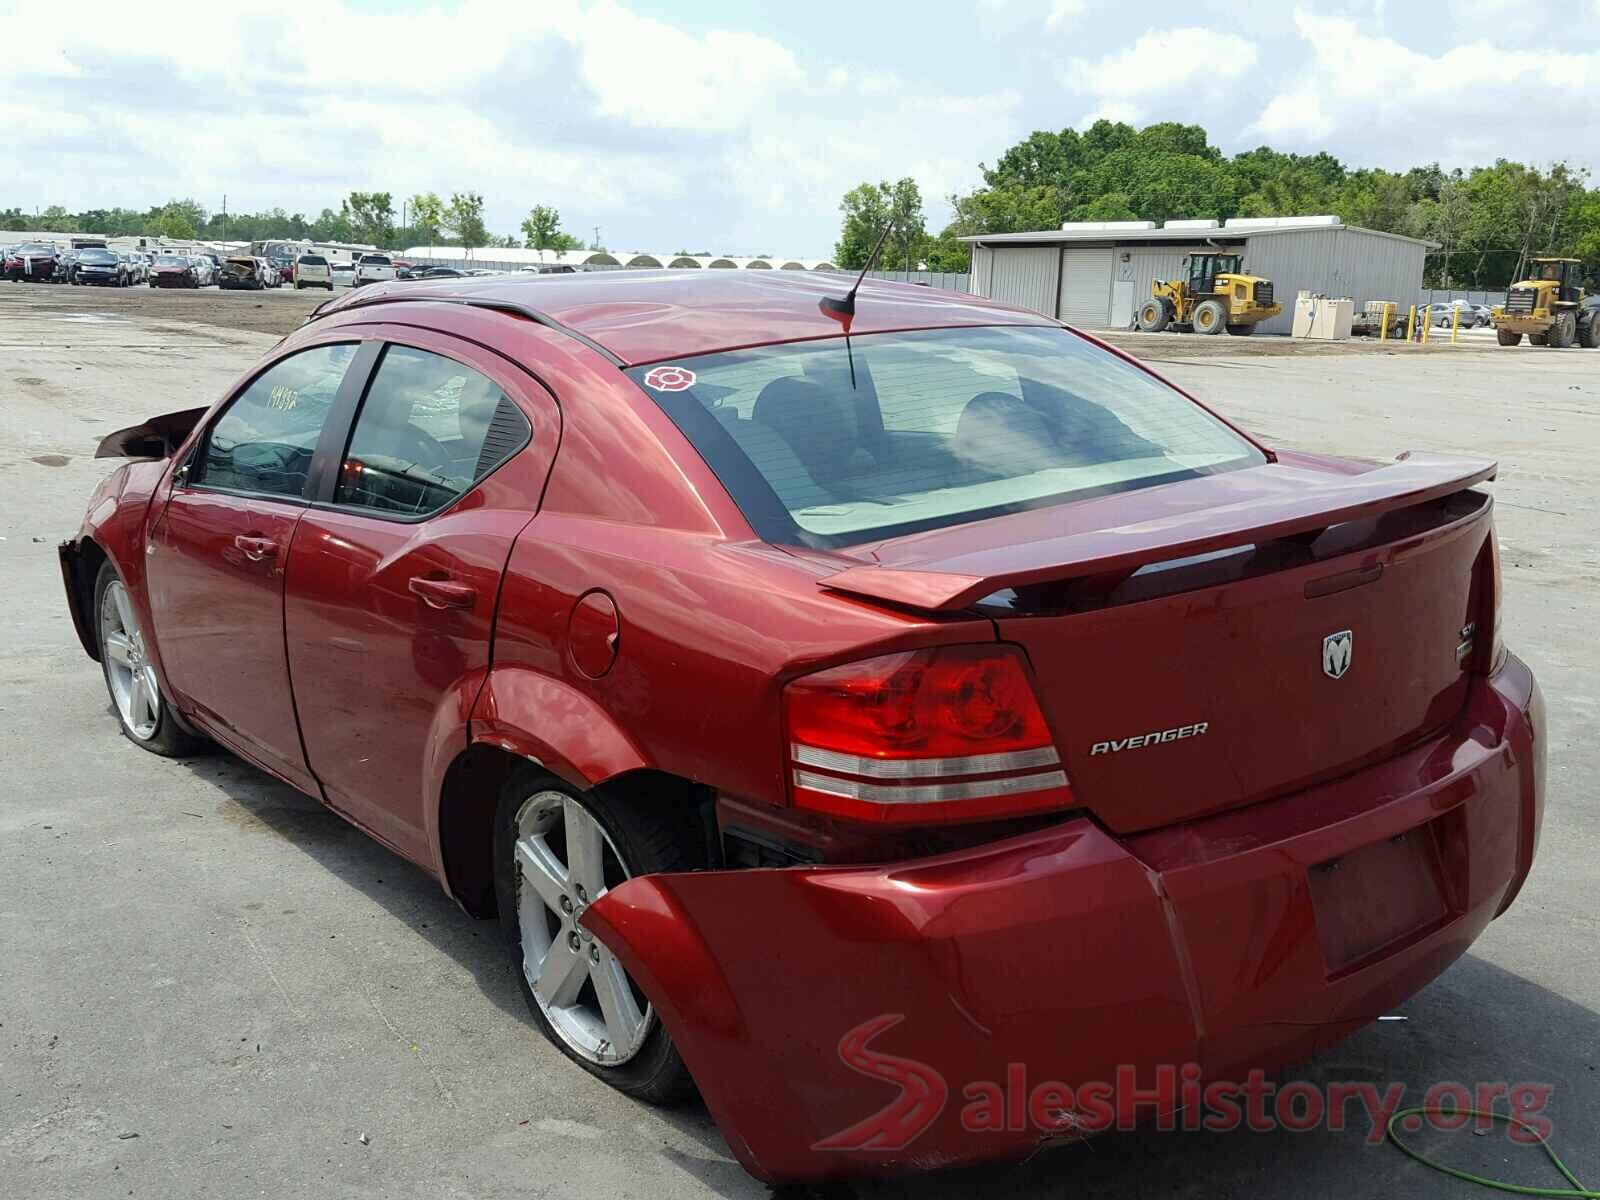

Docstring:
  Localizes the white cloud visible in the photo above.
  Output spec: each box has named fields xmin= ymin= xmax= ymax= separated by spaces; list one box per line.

xmin=1045 ymin=0 xmax=1086 ymax=29
xmin=1066 ymin=27 xmax=1259 ymax=99
xmin=0 ymin=0 xmax=1015 ymax=256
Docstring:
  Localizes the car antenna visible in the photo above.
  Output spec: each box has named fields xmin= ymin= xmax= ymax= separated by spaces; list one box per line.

xmin=820 ymin=221 xmax=894 ymax=387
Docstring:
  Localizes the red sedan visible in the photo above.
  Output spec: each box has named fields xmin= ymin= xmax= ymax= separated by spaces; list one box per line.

xmin=60 ymin=271 xmax=1543 ymax=1183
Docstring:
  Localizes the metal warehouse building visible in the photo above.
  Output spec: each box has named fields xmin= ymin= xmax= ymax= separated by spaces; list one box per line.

xmin=963 ymin=215 xmax=1432 ymax=336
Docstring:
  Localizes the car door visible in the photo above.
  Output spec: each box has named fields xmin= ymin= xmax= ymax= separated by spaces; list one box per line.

xmin=282 ymin=327 xmax=559 ymax=863
xmin=147 ymin=339 xmax=369 ymax=793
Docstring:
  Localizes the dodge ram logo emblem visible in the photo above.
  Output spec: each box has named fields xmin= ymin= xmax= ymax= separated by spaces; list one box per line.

xmin=1322 ymin=630 xmax=1353 ymax=679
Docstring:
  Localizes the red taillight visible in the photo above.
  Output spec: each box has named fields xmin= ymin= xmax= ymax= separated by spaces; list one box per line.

xmin=783 ymin=644 xmax=1073 ymax=824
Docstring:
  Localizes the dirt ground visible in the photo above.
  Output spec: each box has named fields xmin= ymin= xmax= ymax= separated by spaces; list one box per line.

xmin=0 ymin=276 xmax=1524 ymax=359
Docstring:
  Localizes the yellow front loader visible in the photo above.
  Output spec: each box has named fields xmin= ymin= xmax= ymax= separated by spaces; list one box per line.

xmin=1136 ymin=251 xmax=1282 ymax=336
xmin=1491 ymin=257 xmax=1598 ymax=348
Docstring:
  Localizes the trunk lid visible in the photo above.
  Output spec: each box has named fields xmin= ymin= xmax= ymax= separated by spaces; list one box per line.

xmin=818 ymin=454 xmax=1497 ymax=832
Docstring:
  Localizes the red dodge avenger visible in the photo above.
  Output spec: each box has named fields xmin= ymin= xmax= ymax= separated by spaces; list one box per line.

xmin=61 ymin=270 xmax=1543 ymax=1182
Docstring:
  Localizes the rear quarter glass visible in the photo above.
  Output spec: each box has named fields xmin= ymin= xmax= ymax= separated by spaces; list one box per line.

xmin=626 ymin=326 xmax=1265 ymax=549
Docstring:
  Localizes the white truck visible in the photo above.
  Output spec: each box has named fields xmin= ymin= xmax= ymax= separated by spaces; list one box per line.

xmin=352 ymin=253 xmax=397 ymax=287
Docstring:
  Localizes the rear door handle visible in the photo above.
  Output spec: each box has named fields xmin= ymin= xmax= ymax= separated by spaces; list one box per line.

xmin=409 ymin=576 xmax=476 ymax=610
xmin=234 ymin=535 xmax=279 ymax=562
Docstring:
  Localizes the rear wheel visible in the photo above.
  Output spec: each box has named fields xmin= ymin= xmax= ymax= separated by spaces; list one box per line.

xmin=94 ymin=562 xmax=208 ymax=757
xmin=1529 ymin=331 xmax=1548 ymax=346
xmin=1581 ymin=316 xmax=1600 ymax=349
xmin=1497 ymin=328 xmax=1522 ymax=346
xmin=1549 ymin=310 xmax=1577 ymax=348
xmin=1224 ymin=321 xmax=1256 ymax=336
xmin=1136 ymin=299 xmax=1170 ymax=332
xmin=1193 ymin=299 xmax=1227 ymax=335
xmin=494 ymin=769 xmax=701 ymax=1104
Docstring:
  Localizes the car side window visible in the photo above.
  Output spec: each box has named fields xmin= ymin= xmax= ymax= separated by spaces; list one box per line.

xmin=334 ymin=345 xmax=530 ymax=517
xmin=192 ymin=343 xmax=357 ymax=499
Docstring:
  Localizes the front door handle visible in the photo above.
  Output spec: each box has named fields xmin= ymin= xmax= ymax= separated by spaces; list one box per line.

xmin=234 ymin=535 xmax=279 ymax=562
xmin=409 ymin=576 xmax=476 ymax=610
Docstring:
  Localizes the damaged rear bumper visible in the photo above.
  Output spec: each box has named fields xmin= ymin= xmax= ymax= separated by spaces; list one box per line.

xmin=583 ymin=654 xmax=1543 ymax=1183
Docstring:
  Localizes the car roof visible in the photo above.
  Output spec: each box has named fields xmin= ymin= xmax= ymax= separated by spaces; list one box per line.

xmin=314 ymin=269 xmax=1054 ymax=365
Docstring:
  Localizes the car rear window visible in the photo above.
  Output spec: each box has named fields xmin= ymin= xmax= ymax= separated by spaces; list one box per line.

xmin=299 ymin=255 xmax=328 ymax=265
xmin=628 ymin=325 xmax=1266 ymax=548
xmin=361 ymin=255 xmax=391 ymax=266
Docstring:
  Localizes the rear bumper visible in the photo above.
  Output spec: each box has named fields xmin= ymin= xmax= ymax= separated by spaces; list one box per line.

xmin=583 ymin=654 xmax=1543 ymax=1183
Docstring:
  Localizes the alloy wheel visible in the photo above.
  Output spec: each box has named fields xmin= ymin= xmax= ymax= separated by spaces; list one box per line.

xmin=100 ymin=580 xmax=160 ymax=740
xmin=513 ymin=791 xmax=654 ymax=1066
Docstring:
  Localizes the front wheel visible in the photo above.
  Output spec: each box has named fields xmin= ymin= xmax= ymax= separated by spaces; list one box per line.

xmin=94 ymin=562 xmax=208 ymax=757
xmin=1136 ymin=299 xmax=1170 ymax=332
xmin=494 ymin=769 xmax=702 ymax=1104
xmin=1549 ymin=311 xmax=1577 ymax=348
xmin=1193 ymin=299 xmax=1227 ymax=334
xmin=1225 ymin=322 xmax=1256 ymax=336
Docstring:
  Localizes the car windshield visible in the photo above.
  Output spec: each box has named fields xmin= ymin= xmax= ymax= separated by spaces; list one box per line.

xmin=629 ymin=325 xmax=1266 ymax=548
xmin=81 ymin=250 xmax=117 ymax=263
xmin=154 ymin=256 xmax=186 ymax=266
xmin=20 ymin=243 xmax=55 ymax=254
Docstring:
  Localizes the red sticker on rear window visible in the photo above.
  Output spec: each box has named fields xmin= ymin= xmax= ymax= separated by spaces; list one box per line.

xmin=644 ymin=365 xmax=696 ymax=392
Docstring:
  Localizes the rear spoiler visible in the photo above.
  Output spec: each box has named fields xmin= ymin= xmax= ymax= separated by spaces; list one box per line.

xmin=818 ymin=452 xmax=1497 ymax=612
xmin=95 ymin=407 xmax=206 ymax=459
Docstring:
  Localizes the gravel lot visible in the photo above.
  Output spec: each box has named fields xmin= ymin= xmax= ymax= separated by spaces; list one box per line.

xmin=3 ymin=280 xmax=1596 ymax=1200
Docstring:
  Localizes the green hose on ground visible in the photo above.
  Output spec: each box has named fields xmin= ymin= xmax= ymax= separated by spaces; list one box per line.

xmin=1387 ymin=1107 xmax=1598 ymax=1198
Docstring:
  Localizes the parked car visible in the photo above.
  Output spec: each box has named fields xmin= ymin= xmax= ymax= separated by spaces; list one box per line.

xmin=187 ymin=256 xmax=216 ymax=287
xmin=123 ymin=253 xmax=149 ymax=285
xmin=293 ymin=253 xmax=333 ymax=290
xmin=1428 ymin=300 xmax=1491 ymax=329
xmin=330 ymin=262 xmax=355 ymax=287
xmin=353 ymin=252 xmax=397 ymax=286
xmin=411 ymin=266 xmax=464 ymax=279
xmin=219 ymin=256 xmax=270 ymax=289
xmin=268 ymin=255 xmax=296 ymax=286
xmin=72 ymin=247 xmax=132 ymax=286
xmin=149 ymin=254 xmax=199 ymax=288
xmin=59 ymin=272 xmax=1543 ymax=1186
xmin=4 ymin=242 xmax=64 ymax=281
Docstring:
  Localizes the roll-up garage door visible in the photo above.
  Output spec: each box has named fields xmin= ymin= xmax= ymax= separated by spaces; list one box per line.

xmin=1058 ymin=247 xmax=1114 ymax=327
xmin=987 ymin=247 xmax=1059 ymax=318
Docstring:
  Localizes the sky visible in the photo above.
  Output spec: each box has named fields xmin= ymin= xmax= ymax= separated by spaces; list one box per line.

xmin=7 ymin=0 xmax=1600 ymax=257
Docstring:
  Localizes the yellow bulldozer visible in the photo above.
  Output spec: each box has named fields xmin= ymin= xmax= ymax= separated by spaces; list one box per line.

xmin=1491 ymin=257 xmax=1598 ymax=348
xmin=1136 ymin=251 xmax=1283 ymax=336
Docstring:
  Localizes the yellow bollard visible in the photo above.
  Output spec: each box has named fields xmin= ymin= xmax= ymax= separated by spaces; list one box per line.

xmin=1406 ymin=305 xmax=1417 ymax=342
xmin=1421 ymin=306 xmax=1432 ymax=344
xmin=1451 ymin=306 xmax=1461 ymax=344
xmin=1381 ymin=302 xmax=1395 ymax=342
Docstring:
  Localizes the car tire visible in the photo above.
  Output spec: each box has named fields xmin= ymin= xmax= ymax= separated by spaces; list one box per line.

xmin=326 ymin=283 xmax=334 ymax=291
xmin=1549 ymin=311 xmax=1577 ymax=348
xmin=93 ymin=560 xmax=208 ymax=758
xmin=1497 ymin=329 xmax=1522 ymax=346
xmin=493 ymin=766 xmax=703 ymax=1106
xmin=1136 ymin=299 xmax=1170 ymax=332
xmin=1193 ymin=299 xmax=1227 ymax=334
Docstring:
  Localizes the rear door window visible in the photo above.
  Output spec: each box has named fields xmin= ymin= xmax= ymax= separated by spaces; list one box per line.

xmin=333 ymin=345 xmax=530 ymax=517
xmin=192 ymin=343 xmax=357 ymax=499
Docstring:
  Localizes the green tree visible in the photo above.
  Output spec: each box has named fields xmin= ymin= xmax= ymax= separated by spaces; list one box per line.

xmin=836 ymin=178 xmax=927 ymax=270
xmin=520 ymin=204 xmax=581 ymax=256
xmin=836 ymin=181 xmax=892 ymax=270
xmin=341 ymin=191 xmax=395 ymax=246
xmin=444 ymin=191 xmax=487 ymax=256
xmin=408 ymin=192 xmax=446 ymax=244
